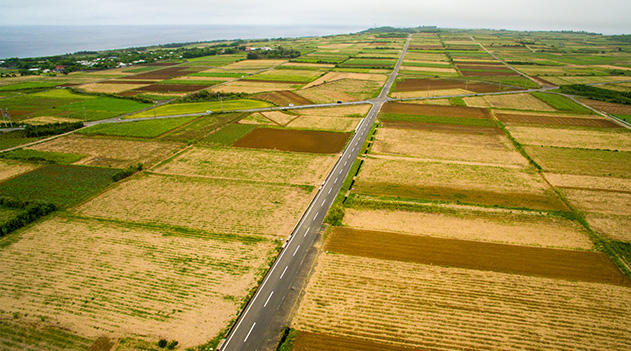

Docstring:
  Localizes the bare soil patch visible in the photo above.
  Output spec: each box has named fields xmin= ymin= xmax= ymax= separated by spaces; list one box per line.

xmin=293 ymin=254 xmax=631 ymax=350
xmin=344 ymin=208 xmax=592 ymax=249
xmin=0 ymin=216 xmax=275 ymax=348
xmin=75 ymin=173 xmax=311 ymax=237
xmin=251 ymin=91 xmax=313 ymax=106
xmin=28 ymin=134 xmax=182 ymax=169
xmin=234 ymin=128 xmax=350 ymax=154
xmin=394 ymin=78 xmax=513 ymax=93
xmin=155 ymin=146 xmax=336 ymax=185
xmin=382 ymin=102 xmax=490 ymax=119
xmin=325 ymin=227 xmax=629 ymax=285
xmin=460 ymin=70 xmax=519 ymax=77
xmin=135 ymin=84 xmax=209 ymax=93
xmin=119 ymin=67 xmax=203 ymax=80
xmin=80 ymin=83 xmax=150 ymax=94
xmin=496 ymin=112 xmax=621 ymax=128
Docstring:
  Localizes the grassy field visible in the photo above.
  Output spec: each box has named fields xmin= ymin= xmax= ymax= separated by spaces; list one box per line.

xmin=128 ymin=100 xmax=271 ymax=118
xmin=0 ymin=149 xmax=86 ymax=164
xmin=380 ymin=113 xmax=496 ymax=127
xmin=531 ymin=92 xmax=593 ymax=114
xmin=79 ymin=116 xmax=197 ymax=138
xmin=0 ymin=165 xmax=118 ymax=208
xmin=526 ymin=146 xmax=631 ymax=177
xmin=202 ymin=123 xmax=258 ymax=145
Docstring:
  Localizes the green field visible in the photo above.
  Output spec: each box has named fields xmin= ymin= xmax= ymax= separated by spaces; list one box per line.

xmin=0 ymin=149 xmax=85 ymax=164
xmin=202 ymin=124 xmax=258 ymax=145
xmin=0 ymin=165 xmax=119 ymax=208
xmin=160 ymin=113 xmax=243 ymax=142
xmin=526 ymin=146 xmax=631 ymax=177
xmin=380 ymin=113 xmax=495 ymax=127
xmin=79 ymin=116 xmax=197 ymax=138
xmin=0 ymin=81 xmax=62 ymax=91
xmin=531 ymin=92 xmax=593 ymax=114
xmin=0 ymin=320 xmax=94 ymax=351
xmin=128 ymin=99 xmax=271 ymax=118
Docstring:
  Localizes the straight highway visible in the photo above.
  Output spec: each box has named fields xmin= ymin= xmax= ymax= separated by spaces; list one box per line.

xmin=218 ymin=35 xmax=411 ymax=351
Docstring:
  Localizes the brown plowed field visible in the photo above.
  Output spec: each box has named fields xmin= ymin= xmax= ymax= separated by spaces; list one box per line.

xmin=101 ymin=80 xmax=157 ymax=85
xmin=409 ymin=45 xmax=444 ymax=50
xmin=579 ymin=98 xmax=631 ymax=115
xmin=135 ymin=84 xmax=210 ymax=93
xmin=251 ymin=90 xmax=313 ymax=106
xmin=244 ymin=79 xmax=305 ymax=84
xmin=460 ymin=70 xmax=519 ymax=77
xmin=381 ymin=120 xmax=502 ymax=135
xmin=120 ymin=66 xmax=203 ymax=80
xmin=233 ymin=128 xmax=350 ymax=154
xmin=325 ymin=227 xmax=630 ymax=286
xmin=382 ymin=102 xmax=490 ymax=119
xmin=394 ymin=78 xmax=512 ymax=93
xmin=354 ymin=183 xmax=569 ymax=211
xmin=293 ymin=332 xmax=423 ymax=351
xmin=496 ymin=112 xmax=622 ymax=128
xmin=456 ymin=64 xmax=507 ymax=70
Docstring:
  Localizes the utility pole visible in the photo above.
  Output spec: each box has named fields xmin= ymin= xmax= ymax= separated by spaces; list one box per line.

xmin=220 ymin=94 xmax=223 ymax=112
xmin=83 ymin=105 xmax=87 ymax=121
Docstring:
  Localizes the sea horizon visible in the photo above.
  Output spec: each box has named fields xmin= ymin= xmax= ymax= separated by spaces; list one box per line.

xmin=0 ymin=24 xmax=368 ymax=59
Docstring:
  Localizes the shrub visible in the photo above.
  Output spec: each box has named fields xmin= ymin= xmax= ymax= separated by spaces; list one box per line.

xmin=112 ymin=163 xmax=143 ymax=182
xmin=24 ymin=122 xmax=84 ymax=138
xmin=167 ymin=340 xmax=178 ymax=349
xmin=158 ymin=339 xmax=167 ymax=348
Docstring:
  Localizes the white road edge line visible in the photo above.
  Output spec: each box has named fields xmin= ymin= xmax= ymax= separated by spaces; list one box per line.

xmin=244 ymin=323 xmax=256 ymax=342
xmin=264 ymin=291 xmax=274 ymax=307
xmin=280 ymin=266 xmax=288 ymax=279
xmin=293 ymin=245 xmax=301 ymax=256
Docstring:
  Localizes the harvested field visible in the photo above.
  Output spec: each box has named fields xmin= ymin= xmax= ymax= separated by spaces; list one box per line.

xmin=579 ymin=98 xmax=631 ymax=115
xmin=399 ymin=66 xmax=457 ymax=73
xmin=0 ymin=159 xmax=39 ymax=182
xmin=293 ymin=254 xmax=631 ymax=350
xmin=525 ymin=146 xmax=631 ymax=177
xmin=372 ymin=126 xmax=528 ymax=167
xmin=381 ymin=102 xmax=489 ymax=119
xmin=460 ymin=70 xmax=519 ymax=77
xmin=28 ymin=134 xmax=182 ymax=168
xmin=75 ymin=173 xmax=311 ymax=237
xmin=222 ymin=59 xmax=286 ymax=70
xmin=343 ymin=208 xmax=592 ymax=249
xmin=394 ymin=78 xmax=511 ymax=93
xmin=587 ymin=213 xmax=631 ymax=242
xmin=545 ymin=173 xmax=631 ymax=192
xmin=239 ymin=113 xmax=275 ymax=125
xmin=464 ymin=93 xmax=557 ymax=111
xmin=302 ymin=72 xmax=387 ymax=89
xmin=208 ymin=81 xmax=298 ymax=94
xmin=295 ymin=79 xmax=382 ymax=104
xmin=389 ymin=88 xmax=469 ymax=99
xmin=234 ymin=128 xmax=350 ymax=154
xmin=244 ymin=69 xmax=322 ymax=84
xmin=507 ymin=125 xmax=631 ymax=150
xmin=497 ymin=112 xmax=619 ymax=128
xmin=286 ymin=116 xmax=360 ymax=132
xmin=354 ymin=158 xmax=567 ymax=210
xmin=296 ymin=104 xmax=370 ymax=118
xmin=292 ymin=332 xmax=424 ymax=351
xmin=560 ymin=188 xmax=631 ymax=216
xmin=257 ymin=111 xmax=296 ymax=126
xmin=155 ymin=146 xmax=336 ymax=185
xmin=281 ymin=62 xmax=335 ymax=69
xmin=456 ymin=63 xmax=507 ymax=70
xmin=0 ymin=319 xmax=94 ymax=351
xmin=119 ymin=66 xmax=203 ymax=80
xmin=79 ymin=83 xmax=149 ymax=94
xmin=134 ymin=84 xmax=209 ymax=93
xmin=21 ymin=116 xmax=80 ymax=125
xmin=0 ymin=216 xmax=275 ymax=348
xmin=325 ymin=227 xmax=627 ymax=285
xmin=251 ymin=90 xmax=313 ymax=106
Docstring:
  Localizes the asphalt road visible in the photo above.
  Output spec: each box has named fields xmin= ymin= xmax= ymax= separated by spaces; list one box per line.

xmin=218 ymin=35 xmax=411 ymax=351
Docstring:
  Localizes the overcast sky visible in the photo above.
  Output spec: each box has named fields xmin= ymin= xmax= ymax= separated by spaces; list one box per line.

xmin=1 ymin=0 xmax=630 ymax=35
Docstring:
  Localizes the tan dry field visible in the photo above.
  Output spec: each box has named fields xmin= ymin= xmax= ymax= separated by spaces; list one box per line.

xmin=586 ymin=213 xmax=631 ymax=242
xmin=234 ymin=128 xmax=350 ymax=154
xmin=354 ymin=158 xmax=568 ymax=210
xmin=464 ymin=93 xmax=557 ymax=111
xmin=325 ymin=227 xmax=626 ymax=285
xmin=393 ymin=78 xmax=511 ymax=94
xmin=542 ymin=76 xmax=631 ymax=86
xmin=302 ymin=72 xmax=387 ymax=89
xmin=390 ymin=88 xmax=471 ymax=99
xmin=507 ymin=125 xmax=631 ymax=151
xmin=79 ymin=83 xmax=149 ymax=94
xmin=221 ymin=59 xmax=286 ymax=70
xmin=545 ymin=173 xmax=631 ymax=192
xmin=286 ymin=116 xmax=361 ymax=132
xmin=292 ymin=332 xmax=426 ymax=351
xmin=281 ymin=62 xmax=336 ymax=69
xmin=0 ymin=216 xmax=275 ymax=348
xmin=496 ymin=112 xmax=620 ymax=128
xmin=399 ymin=65 xmax=457 ymax=73
xmin=238 ymin=113 xmax=275 ymax=125
xmin=296 ymin=104 xmax=370 ymax=118
xmin=257 ymin=111 xmax=296 ymax=126
xmin=344 ymin=208 xmax=591 ymax=249
xmin=293 ymin=254 xmax=631 ymax=350
xmin=560 ymin=188 xmax=631 ymax=216
xmin=154 ymin=146 xmax=336 ymax=185
xmin=372 ymin=125 xmax=528 ymax=167
xmin=0 ymin=160 xmax=39 ymax=182
xmin=402 ymin=98 xmax=452 ymax=106
xmin=21 ymin=116 xmax=81 ymax=125
xmin=295 ymin=79 xmax=382 ymax=104
xmin=525 ymin=146 xmax=631 ymax=178
xmin=75 ymin=173 xmax=311 ymax=238
xmin=27 ymin=134 xmax=183 ymax=169
xmin=579 ymin=98 xmax=631 ymax=115
xmin=208 ymin=81 xmax=299 ymax=94
xmin=251 ymin=91 xmax=313 ymax=106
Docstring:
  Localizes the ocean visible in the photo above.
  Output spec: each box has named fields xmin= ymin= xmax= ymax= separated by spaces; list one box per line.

xmin=0 ymin=25 xmax=367 ymax=59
